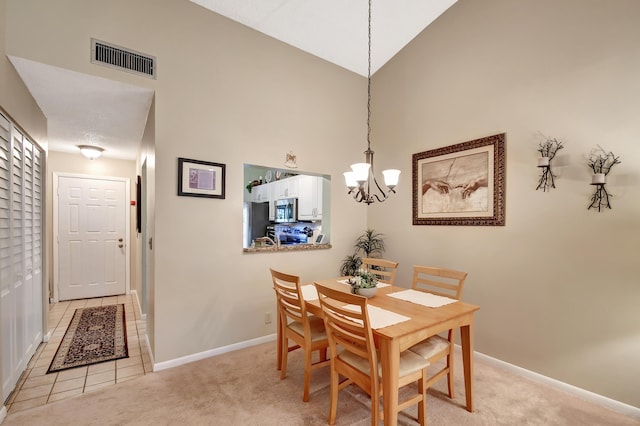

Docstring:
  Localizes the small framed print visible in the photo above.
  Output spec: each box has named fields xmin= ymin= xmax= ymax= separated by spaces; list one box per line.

xmin=178 ymin=157 xmax=226 ymax=199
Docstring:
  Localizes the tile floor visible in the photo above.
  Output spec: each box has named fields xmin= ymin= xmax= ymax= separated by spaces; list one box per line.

xmin=4 ymin=294 xmax=151 ymax=414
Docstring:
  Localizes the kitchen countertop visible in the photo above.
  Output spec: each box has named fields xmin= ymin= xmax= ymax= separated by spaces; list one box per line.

xmin=243 ymin=243 xmax=332 ymax=253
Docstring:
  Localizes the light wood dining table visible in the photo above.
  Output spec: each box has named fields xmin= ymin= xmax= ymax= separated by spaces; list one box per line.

xmin=288 ymin=278 xmax=480 ymax=426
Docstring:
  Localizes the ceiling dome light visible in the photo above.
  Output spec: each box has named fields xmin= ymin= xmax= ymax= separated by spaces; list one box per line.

xmin=78 ymin=145 xmax=104 ymax=160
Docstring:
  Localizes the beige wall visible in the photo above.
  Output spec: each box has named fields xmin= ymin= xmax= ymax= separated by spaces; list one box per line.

xmin=0 ymin=0 xmax=48 ymax=404
xmin=3 ymin=0 xmax=367 ymax=366
xmin=148 ymin=1 xmax=368 ymax=362
xmin=45 ymin=152 xmax=138 ymax=302
xmin=138 ymin=96 xmax=155 ymax=355
xmin=0 ymin=1 xmax=46 ymax=146
xmin=371 ymin=0 xmax=640 ymax=407
xmin=3 ymin=0 xmax=638 ymax=409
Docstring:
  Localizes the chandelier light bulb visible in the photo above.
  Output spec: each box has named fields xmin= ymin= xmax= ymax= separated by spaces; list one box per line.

xmin=350 ymin=163 xmax=371 ymax=183
xmin=343 ymin=171 xmax=358 ymax=189
xmin=382 ymin=169 xmax=401 ymax=188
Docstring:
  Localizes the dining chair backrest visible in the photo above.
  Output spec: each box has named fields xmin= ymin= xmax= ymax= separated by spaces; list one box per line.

xmin=411 ymin=265 xmax=468 ymax=300
xmin=314 ymin=283 xmax=378 ymax=385
xmin=360 ymin=258 xmax=399 ymax=285
xmin=315 ymin=281 xmax=429 ymax=425
xmin=270 ymin=268 xmax=306 ymax=328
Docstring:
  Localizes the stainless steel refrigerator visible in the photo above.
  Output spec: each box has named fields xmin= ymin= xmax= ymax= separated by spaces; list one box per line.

xmin=243 ymin=201 xmax=271 ymax=247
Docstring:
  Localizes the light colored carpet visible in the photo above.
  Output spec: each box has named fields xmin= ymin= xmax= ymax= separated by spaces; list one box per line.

xmin=3 ymin=342 xmax=638 ymax=425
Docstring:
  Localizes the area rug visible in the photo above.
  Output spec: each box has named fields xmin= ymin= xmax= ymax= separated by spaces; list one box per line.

xmin=47 ymin=304 xmax=128 ymax=373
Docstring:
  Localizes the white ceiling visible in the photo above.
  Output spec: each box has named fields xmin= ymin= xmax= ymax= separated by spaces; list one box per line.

xmin=11 ymin=0 xmax=456 ymax=160
xmin=10 ymin=56 xmax=154 ymax=160
xmin=191 ymin=0 xmax=457 ymax=76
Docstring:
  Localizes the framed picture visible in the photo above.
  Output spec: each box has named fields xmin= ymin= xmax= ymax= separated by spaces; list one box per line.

xmin=412 ymin=133 xmax=505 ymax=226
xmin=178 ymin=157 xmax=226 ymax=199
xmin=136 ymin=175 xmax=142 ymax=233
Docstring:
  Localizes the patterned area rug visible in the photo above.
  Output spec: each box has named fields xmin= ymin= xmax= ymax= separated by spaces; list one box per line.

xmin=48 ymin=304 xmax=128 ymax=373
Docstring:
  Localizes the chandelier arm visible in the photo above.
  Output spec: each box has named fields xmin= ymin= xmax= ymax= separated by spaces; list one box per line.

xmin=370 ymin=173 xmax=387 ymax=196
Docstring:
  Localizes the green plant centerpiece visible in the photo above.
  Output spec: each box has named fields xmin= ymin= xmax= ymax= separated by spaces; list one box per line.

xmin=339 ymin=229 xmax=386 ymax=277
xmin=348 ymin=269 xmax=379 ymax=298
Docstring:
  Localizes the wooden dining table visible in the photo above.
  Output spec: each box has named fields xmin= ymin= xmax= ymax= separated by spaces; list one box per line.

xmin=292 ymin=278 xmax=480 ymax=426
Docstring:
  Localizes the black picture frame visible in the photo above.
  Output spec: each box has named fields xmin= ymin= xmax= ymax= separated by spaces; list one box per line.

xmin=136 ymin=175 xmax=142 ymax=233
xmin=178 ymin=157 xmax=226 ymax=199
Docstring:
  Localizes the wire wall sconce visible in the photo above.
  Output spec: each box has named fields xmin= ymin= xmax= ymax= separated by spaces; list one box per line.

xmin=536 ymin=137 xmax=564 ymax=191
xmin=587 ymin=146 xmax=620 ymax=211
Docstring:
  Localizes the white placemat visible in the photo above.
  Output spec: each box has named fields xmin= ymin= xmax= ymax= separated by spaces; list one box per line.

xmin=343 ymin=304 xmax=410 ymax=329
xmin=387 ymin=289 xmax=457 ymax=308
xmin=300 ymin=284 xmax=318 ymax=301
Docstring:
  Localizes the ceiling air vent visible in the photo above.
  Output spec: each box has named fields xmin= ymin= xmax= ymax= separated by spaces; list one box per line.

xmin=91 ymin=38 xmax=156 ymax=79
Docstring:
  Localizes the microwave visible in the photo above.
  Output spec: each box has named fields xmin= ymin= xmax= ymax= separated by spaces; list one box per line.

xmin=274 ymin=198 xmax=297 ymax=223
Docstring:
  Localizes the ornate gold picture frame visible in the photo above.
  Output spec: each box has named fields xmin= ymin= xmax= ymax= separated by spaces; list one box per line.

xmin=412 ymin=133 xmax=505 ymax=226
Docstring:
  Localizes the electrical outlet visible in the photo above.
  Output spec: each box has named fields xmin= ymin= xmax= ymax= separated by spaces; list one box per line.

xmin=264 ymin=312 xmax=272 ymax=324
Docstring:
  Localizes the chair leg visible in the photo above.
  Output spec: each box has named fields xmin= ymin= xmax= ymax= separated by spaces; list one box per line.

xmin=371 ymin=396 xmax=380 ymax=426
xmin=446 ymin=329 xmax=455 ymax=399
xmin=280 ymin=335 xmax=288 ymax=380
xmin=328 ymin=366 xmax=339 ymax=425
xmin=446 ymin=349 xmax=455 ymax=399
xmin=418 ymin=370 xmax=428 ymax=426
xmin=303 ymin=348 xmax=312 ymax=402
xmin=319 ymin=347 xmax=328 ymax=362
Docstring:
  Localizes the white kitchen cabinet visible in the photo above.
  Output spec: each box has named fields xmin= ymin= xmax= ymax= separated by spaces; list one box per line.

xmin=268 ymin=192 xmax=275 ymax=220
xmin=251 ymin=184 xmax=269 ymax=202
xmin=274 ymin=176 xmax=299 ymax=199
xmin=297 ymin=175 xmax=323 ymax=220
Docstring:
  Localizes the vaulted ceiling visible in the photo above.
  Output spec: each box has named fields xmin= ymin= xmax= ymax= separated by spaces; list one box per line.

xmin=11 ymin=1 xmax=456 ymax=160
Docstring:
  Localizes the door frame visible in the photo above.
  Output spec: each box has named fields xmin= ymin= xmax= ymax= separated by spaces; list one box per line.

xmin=52 ymin=172 xmax=130 ymax=303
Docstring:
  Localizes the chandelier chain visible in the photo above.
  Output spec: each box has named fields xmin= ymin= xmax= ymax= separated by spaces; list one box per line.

xmin=367 ymin=0 xmax=372 ymax=152
xmin=343 ymin=0 xmax=399 ymax=204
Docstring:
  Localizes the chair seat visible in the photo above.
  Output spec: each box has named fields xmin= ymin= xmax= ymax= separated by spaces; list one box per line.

xmin=339 ymin=349 xmax=429 ymax=378
xmin=409 ymin=335 xmax=449 ymax=358
xmin=288 ymin=315 xmax=327 ymax=342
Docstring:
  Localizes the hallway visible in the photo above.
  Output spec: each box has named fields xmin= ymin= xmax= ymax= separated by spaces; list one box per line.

xmin=4 ymin=294 xmax=151 ymax=414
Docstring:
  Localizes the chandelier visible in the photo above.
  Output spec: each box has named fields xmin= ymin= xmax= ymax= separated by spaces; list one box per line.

xmin=343 ymin=0 xmax=400 ymax=205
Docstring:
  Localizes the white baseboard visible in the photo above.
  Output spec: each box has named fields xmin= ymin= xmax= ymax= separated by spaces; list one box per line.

xmin=144 ymin=333 xmax=154 ymax=370
xmin=130 ymin=290 xmax=146 ymax=321
xmin=153 ymin=334 xmax=277 ymax=372
xmin=472 ymin=349 xmax=640 ymax=420
xmin=0 ymin=405 xmax=7 ymax=424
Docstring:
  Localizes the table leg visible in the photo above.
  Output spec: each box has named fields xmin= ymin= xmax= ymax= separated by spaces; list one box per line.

xmin=380 ymin=337 xmax=400 ymax=426
xmin=276 ymin=313 xmax=282 ymax=370
xmin=459 ymin=322 xmax=475 ymax=412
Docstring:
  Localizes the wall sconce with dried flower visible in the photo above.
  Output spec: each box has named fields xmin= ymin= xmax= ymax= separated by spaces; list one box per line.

xmin=536 ymin=137 xmax=564 ymax=191
xmin=587 ymin=146 xmax=620 ymax=211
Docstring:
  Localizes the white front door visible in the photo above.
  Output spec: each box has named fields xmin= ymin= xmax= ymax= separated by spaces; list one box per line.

xmin=55 ymin=174 xmax=129 ymax=301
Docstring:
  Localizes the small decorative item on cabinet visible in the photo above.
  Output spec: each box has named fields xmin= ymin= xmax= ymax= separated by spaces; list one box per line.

xmin=245 ymin=179 xmax=260 ymax=194
xmin=284 ymin=151 xmax=298 ymax=168
xmin=536 ymin=137 xmax=564 ymax=191
xmin=587 ymin=146 xmax=621 ymax=212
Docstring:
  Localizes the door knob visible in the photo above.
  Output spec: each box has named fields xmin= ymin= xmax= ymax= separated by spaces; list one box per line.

xmin=118 ymin=243 xmax=124 ymax=248
xmin=118 ymin=238 xmax=123 ymax=242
